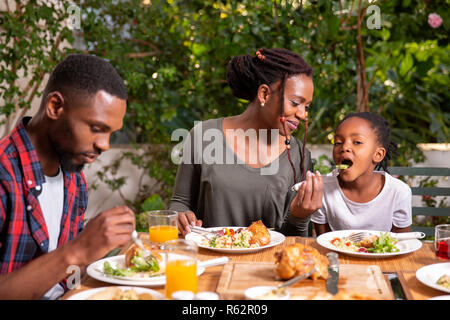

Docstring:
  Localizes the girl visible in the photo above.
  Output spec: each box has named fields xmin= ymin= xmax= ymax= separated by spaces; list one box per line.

xmin=171 ymin=48 xmax=323 ymax=237
xmin=311 ymin=112 xmax=412 ymax=235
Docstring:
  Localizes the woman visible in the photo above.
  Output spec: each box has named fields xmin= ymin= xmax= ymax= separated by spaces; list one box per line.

xmin=170 ymin=48 xmax=323 ymax=237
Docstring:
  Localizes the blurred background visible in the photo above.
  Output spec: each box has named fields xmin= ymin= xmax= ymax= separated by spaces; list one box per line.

xmin=1 ymin=0 xmax=448 ymax=231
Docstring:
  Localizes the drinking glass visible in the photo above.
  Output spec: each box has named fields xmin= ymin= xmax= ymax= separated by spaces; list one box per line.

xmin=435 ymin=224 xmax=450 ymax=260
xmin=164 ymin=239 xmax=198 ymax=299
xmin=147 ymin=210 xmax=178 ymax=245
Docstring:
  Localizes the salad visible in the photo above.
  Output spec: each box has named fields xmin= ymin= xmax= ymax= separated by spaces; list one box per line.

xmin=201 ymin=227 xmax=259 ymax=249
xmin=330 ymin=232 xmax=400 ymax=253
xmin=103 ymin=252 xmax=162 ymax=278
xmin=436 ymin=274 xmax=450 ymax=289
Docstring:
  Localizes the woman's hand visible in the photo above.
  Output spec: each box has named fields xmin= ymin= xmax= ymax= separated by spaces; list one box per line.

xmin=177 ymin=210 xmax=202 ymax=237
xmin=290 ymin=171 xmax=323 ymax=219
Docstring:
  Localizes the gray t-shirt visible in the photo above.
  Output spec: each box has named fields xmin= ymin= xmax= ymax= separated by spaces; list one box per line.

xmin=169 ymin=118 xmax=312 ymax=236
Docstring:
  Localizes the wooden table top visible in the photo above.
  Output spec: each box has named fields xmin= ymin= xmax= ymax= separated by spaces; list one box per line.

xmin=62 ymin=235 xmax=447 ymax=300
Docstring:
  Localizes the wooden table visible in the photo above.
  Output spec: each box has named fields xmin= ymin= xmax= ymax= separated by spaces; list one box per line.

xmin=62 ymin=235 xmax=446 ymax=300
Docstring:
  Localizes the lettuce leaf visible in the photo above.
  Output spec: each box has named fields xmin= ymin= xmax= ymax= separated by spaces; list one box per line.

xmin=367 ymin=232 xmax=399 ymax=253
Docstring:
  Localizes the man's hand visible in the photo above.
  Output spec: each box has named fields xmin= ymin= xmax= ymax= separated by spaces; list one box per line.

xmin=68 ymin=206 xmax=135 ymax=266
xmin=177 ymin=210 xmax=202 ymax=237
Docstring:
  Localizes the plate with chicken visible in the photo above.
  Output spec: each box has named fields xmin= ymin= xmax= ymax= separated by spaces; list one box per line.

xmin=185 ymin=220 xmax=285 ymax=253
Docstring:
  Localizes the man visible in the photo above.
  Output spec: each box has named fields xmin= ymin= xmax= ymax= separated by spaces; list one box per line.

xmin=0 ymin=54 xmax=135 ymax=299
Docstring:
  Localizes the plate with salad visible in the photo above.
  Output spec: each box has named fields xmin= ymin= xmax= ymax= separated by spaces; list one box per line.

xmin=316 ymin=230 xmax=422 ymax=258
xmin=185 ymin=226 xmax=285 ymax=254
xmin=86 ymin=253 xmax=205 ymax=286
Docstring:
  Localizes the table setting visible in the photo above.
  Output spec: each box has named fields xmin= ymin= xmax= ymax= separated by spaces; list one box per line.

xmin=62 ymin=214 xmax=449 ymax=301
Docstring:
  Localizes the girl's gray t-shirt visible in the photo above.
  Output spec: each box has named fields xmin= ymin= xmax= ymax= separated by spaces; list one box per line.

xmin=169 ymin=118 xmax=312 ymax=236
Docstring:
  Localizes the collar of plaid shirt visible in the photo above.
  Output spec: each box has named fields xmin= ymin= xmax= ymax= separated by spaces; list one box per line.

xmin=0 ymin=117 xmax=88 ymax=274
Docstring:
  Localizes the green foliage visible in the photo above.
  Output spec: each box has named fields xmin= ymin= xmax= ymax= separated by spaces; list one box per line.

xmin=1 ymin=0 xmax=448 ymax=215
xmin=0 ymin=1 xmax=74 ymax=135
xmin=135 ymin=193 xmax=166 ymax=232
xmin=313 ymin=155 xmax=333 ymax=175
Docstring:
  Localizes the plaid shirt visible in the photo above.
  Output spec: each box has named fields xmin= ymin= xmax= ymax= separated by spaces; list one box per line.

xmin=0 ymin=117 xmax=87 ymax=276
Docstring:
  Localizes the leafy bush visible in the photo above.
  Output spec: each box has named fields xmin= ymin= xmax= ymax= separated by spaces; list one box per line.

xmin=1 ymin=0 xmax=448 ymax=217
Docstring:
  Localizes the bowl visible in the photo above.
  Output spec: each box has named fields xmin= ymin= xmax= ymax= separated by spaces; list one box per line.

xmin=244 ymin=286 xmax=290 ymax=300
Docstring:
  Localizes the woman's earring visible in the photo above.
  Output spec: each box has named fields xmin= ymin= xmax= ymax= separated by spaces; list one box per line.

xmin=261 ymin=102 xmax=265 ymax=107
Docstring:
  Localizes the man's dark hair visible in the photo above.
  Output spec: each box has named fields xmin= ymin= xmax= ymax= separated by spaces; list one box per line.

xmin=42 ymin=53 xmax=127 ymax=106
xmin=338 ymin=112 xmax=398 ymax=172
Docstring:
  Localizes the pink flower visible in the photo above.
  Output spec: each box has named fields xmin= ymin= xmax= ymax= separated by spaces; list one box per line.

xmin=428 ymin=13 xmax=443 ymax=28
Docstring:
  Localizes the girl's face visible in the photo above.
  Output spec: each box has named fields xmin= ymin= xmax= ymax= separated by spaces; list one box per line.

xmin=332 ymin=117 xmax=386 ymax=182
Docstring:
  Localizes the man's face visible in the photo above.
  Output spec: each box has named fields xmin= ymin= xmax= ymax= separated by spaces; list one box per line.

xmin=51 ymin=90 xmax=126 ymax=172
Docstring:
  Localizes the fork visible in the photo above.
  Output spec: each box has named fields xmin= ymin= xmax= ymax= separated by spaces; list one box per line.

xmin=347 ymin=231 xmax=425 ymax=243
xmin=272 ymin=266 xmax=318 ymax=297
xmin=190 ymin=226 xmax=216 ymax=235
xmin=131 ymin=230 xmax=154 ymax=259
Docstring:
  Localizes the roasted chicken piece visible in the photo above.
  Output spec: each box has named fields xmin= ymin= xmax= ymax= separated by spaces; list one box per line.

xmin=274 ymin=243 xmax=328 ymax=280
xmin=248 ymin=220 xmax=271 ymax=246
xmin=124 ymin=243 xmax=162 ymax=268
xmin=359 ymin=235 xmax=379 ymax=248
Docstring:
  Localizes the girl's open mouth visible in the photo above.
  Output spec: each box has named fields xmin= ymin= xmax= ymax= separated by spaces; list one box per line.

xmin=337 ymin=159 xmax=353 ymax=170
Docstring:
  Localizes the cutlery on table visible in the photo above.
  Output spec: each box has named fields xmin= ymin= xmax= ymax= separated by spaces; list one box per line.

xmin=190 ymin=226 xmax=216 ymax=234
xmin=198 ymin=257 xmax=229 ymax=268
xmin=347 ymin=231 xmax=425 ymax=243
xmin=131 ymin=230 xmax=154 ymax=260
xmin=326 ymin=252 xmax=339 ymax=295
xmin=271 ymin=265 xmax=319 ymax=297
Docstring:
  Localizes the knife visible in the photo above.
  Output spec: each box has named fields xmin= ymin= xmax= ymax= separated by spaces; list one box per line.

xmin=326 ymin=252 xmax=339 ymax=295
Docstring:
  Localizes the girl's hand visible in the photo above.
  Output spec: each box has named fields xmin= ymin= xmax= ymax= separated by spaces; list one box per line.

xmin=177 ymin=210 xmax=202 ymax=237
xmin=290 ymin=171 xmax=323 ymax=218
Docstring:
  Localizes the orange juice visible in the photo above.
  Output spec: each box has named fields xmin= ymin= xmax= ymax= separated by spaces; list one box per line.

xmin=149 ymin=225 xmax=178 ymax=242
xmin=165 ymin=259 xmax=197 ymax=298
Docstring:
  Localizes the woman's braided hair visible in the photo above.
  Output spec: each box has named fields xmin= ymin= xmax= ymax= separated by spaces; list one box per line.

xmin=339 ymin=112 xmax=398 ymax=172
xmin=226 ymin=48 xmax=313 ymax=101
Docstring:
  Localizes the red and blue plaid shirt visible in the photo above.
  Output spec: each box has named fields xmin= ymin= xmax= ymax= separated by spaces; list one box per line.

xmin=0 ymin=117 xmax=87 ymax=276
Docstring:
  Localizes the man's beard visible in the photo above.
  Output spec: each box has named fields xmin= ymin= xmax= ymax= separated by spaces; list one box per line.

xmin=52 ymin=140 xmax=85 ymax=173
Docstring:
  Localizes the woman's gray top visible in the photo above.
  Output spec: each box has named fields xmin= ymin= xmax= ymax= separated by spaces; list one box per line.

xmin=169 ymin=118 xmax=312 ymax=236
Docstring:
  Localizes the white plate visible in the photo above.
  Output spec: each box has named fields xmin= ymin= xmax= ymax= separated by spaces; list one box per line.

xmin=185 ymin=227 xmax=286 ymax=254
xmin=416 ymin=263 xmax=450 ymax=294
xmin=428 ymin=295 xmax=450 ymax=300
xmin=86 ymin=254 xmax=205 ymax=287
xmin=316 ymin=230 xmax=423 ymax=258
xmin=67 ymin=286 xmax=166 ymax=300
xmin=244 ymin=286 xmax=290 ymax=300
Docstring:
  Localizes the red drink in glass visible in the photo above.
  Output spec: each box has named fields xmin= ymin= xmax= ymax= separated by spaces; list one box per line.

xmin=435 ymin=237 xmax=450 ymax=260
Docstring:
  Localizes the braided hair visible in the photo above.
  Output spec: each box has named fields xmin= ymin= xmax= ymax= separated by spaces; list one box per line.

xmin=226 ymin=48 xmax=313 ymax=101
xmin=338 ymin=112 xmax=398 ymax=172
xmin=226 ymin=48 xmax=313 ymax=184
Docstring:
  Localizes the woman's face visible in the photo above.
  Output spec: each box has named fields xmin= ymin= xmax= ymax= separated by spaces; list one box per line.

xmin=332 ymin=116 xmax=386 ymax=182
xmin=263 ymin=74 xmax=314 ymax=136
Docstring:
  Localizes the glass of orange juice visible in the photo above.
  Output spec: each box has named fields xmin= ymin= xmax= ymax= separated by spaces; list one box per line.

xmin=164 ymin=239 xmax=198 ymax=299
xmin=148 ymin=210 xmax=178 ymax=246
